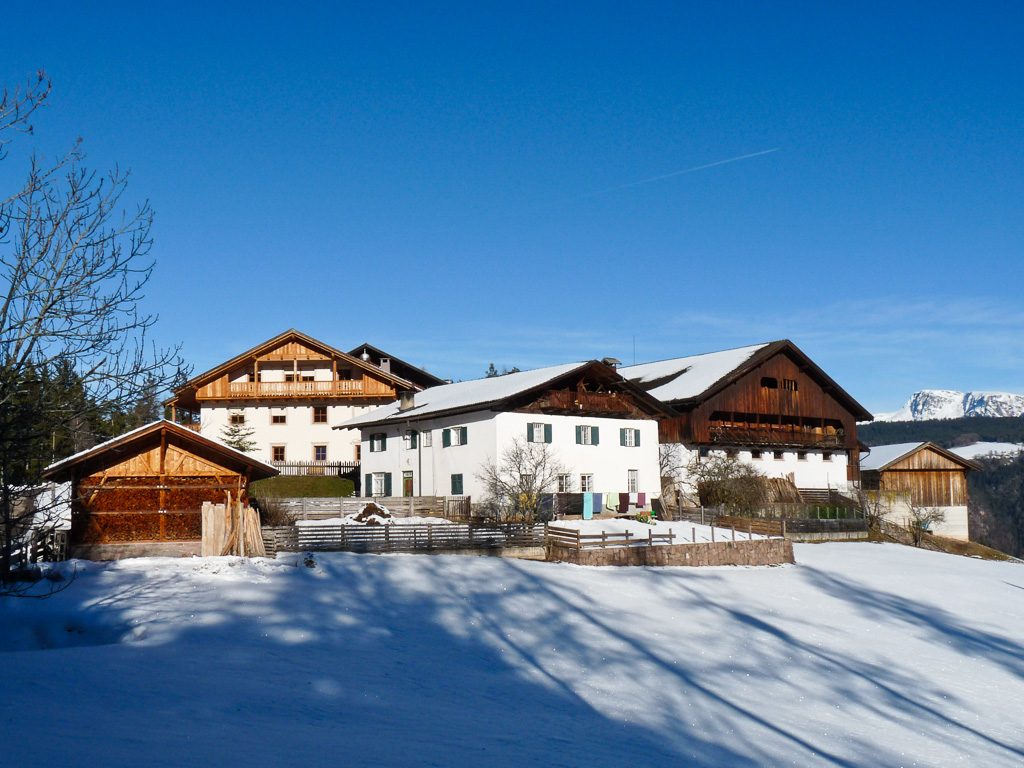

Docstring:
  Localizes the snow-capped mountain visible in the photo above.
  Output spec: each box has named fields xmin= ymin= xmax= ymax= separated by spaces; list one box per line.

xmin=876 ymin=389 xmax=1024 ymax=422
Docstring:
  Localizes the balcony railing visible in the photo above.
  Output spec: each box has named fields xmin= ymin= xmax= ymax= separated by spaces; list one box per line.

xmin=226 ymin=379 xmax=393 ymax=398
xmin=709 ymin=424 xmax=845 ymax=448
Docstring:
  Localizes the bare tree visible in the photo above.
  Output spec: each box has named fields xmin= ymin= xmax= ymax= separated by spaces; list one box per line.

xmin=906 ymin=506 xmax=945 ymax=547
xmin=0 ymin=71 xmax=185 ymax=584
xmin=476 ymin=439 xmax=569 ymax=522
xmin=682 ymin=452 xmax=766 ymax=516
xmin=659 ymin=442 xmax=688 ymax=510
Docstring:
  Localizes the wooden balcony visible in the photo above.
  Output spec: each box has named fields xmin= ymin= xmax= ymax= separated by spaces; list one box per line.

xmin=219 ymin=379 xmax=395 ymax=399
xmin=709 ymin=424 xmax=845 ymax=448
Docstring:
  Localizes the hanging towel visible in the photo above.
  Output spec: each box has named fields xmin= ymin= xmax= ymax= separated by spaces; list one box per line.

xmin=637 ymin=492 xmax=646 ymax=508
xmin=619 ymin=492 xmax=630 ymax=513
xmin=582 ymin=493 xmax=594 ymax=520
xmin=593 ymin=493 xmax=602 ymax=512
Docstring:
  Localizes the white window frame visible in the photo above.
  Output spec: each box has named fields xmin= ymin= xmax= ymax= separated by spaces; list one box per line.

xmin=371 ymin=472 xmax=387 ymax=497
xmin=579 ymin=425 xmax=594 ymax=445
xmin=421 ymin=430 xmax=432 ymax=447
xmin=627 ymin=469 xmax=638 ymax=493
xmin=529 ymin=423 xmax=546 ymax=443
xmin=369 ymin=433 xmax=387 ymax=452
xmin=580 ymin=474 xmax=593 ymax=493
xmin=312 ymin=405 xmax=328 ymax=424
xmin=557 ymin=473 xmax=571 ymax=493
xmin=623 ymin=428 xmax=637 ymax=447
xmin=271 ymin=445 xmax=286 ymax=462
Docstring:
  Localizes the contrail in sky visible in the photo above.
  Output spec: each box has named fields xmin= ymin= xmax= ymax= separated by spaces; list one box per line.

xmin=578 ymin=147 xmax=779 ymax=198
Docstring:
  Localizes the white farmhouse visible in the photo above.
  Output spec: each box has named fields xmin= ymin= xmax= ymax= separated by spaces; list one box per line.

xmin=340 ymin=361 xmax=670 ymax=503
xmin=165 ymin=330 xmax=443 ymax=467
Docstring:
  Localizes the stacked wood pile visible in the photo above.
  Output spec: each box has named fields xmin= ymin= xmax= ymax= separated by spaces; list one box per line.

xmin=201 ymin=500 xmax=265 ymax=557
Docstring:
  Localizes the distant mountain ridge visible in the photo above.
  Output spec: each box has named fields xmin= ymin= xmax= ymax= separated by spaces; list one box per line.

xmin=875 ymin=389 xmax=1024 ymax=422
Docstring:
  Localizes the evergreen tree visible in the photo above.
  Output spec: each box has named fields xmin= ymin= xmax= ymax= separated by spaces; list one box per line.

xmin=220 ymin=416 xmax=257 ymax=453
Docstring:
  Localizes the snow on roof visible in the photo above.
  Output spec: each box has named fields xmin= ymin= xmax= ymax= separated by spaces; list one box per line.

xmin=858 ymin=443 xmax=928 ymax=471
xmin=339 ymin=362 xmax=588 ymax=428
xmin=43 ymin=419 xmax=277 ymax=477
xmin=618 ymin=343 xmax=770 ymax=402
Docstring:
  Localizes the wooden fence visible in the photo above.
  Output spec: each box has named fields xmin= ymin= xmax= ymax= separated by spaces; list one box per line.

xmin=5 ymin=528 xmax=68 ymax=567
xmin=270 ymin=461 xmax=360 ymax=477
xmin=265 ymin=496 xmax=472 ymax=521
xmin=261 ymin=521 xmax=543 ymax=556
xmin=545 ymin=525 xmax=679 ymax=550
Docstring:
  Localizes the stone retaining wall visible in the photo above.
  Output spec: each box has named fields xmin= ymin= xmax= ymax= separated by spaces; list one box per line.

xmin=546 ymin=538 xmax=794 ymax=567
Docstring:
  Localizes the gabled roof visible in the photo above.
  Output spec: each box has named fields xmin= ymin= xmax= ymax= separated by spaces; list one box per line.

xmin=348 ymin=342 xmax=447 ymax=388
xmin=338 ymin=360 xmax=672 ymax=429
xmin=620 ymin=339 xmax=874 ymax=422
xmin=165 ymin=329 xmax=418 ymax=408
xmin=859 ymin=442 xmax=981 ymax=472
xmin=42 ymin=420 xmax=279 ymax=481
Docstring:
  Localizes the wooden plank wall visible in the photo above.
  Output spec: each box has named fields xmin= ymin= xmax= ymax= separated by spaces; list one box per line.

xmin=880 ymin=470 xmax=967 ymax=507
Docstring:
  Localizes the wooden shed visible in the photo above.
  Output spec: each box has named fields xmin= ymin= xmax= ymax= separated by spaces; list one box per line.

xmin=42 ymin=420 xmax=278 ymax=559
xmin=859 ymin=442 xmax=980 ymax=540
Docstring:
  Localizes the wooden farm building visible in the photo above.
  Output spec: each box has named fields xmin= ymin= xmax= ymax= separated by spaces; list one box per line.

xmin=620 ymin=340 xmax=874 ymax=492
xmin=859 ymin=442 xmax=980 ymax=540
xmin=42 ymin=420 xmax=278 ymax=559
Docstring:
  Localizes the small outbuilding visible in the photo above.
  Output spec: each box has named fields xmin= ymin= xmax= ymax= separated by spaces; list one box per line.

xmin=859 ymin=442 xmax=980 ymax=541
xmin=42 ymin=420 xmax=278 ymax=559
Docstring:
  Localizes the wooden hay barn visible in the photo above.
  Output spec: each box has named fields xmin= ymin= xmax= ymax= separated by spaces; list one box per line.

xmin=42 ymin=420 xmax=278 ymax=560
xmin=860 ymin=442 xmax=980 ymax=541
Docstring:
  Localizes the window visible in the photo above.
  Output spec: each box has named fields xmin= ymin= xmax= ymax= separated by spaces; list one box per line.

xmin=421 ymin=430 xmax=432 ymax=447
xmin=575 ymin=425 xmax=599 ymax=445
xmin=520 ymin=473 xmax=534 ymax=487
xmin=312 ymin=406 xmax=328 ymax=424
xmin=369 ymin=472 xmax=391 ymax=497
xmin=229 ymin=412 xmax=245 ymax=425
xmin=528 ymin=422 xmax=552 ymax=443
xmin=369 ymin=433 xmax=387 ymax=452
xmin=313 ymin=445 xmax=327 ymax=462
xmin=442 ymin=427 xmax=468 ymax=447
xmin=620 ymin=428 xmax=640 ymax=447
xmin=557 ymin=474 xmax=571 ymax=493
xmin=726 ymin=448 xmax=738 ymax=459
xmin=627 ymin=469 xmax=638 ymax=493
xmin=354 ymin=444 xmax=361 ymax=462
xmin=797 ymin=451 xmax=808 ymax=461
xmin=773 ymin=451 xmax=784 ymax=461
xmin=699 ymin=447 xmax=710 ymax=458
xmin=580 ymin=474 xmax=593 ymax=493
xmin=272 ymin=445 xmax=285 ymax=462
xmin=404 ymin=430 xmax=419 ymax=449
xmin=751 ymin=449 xmax=763 ymax=460
xmin=823 ymin=451 xmax=833 ymax=462
xmin=782 ymin=378 xmax=798 ymax=391
xmin=761 ymin=377 xmax=778 ymax=389
xmin=451 ymin=474 xmax=464 ymax=495
xmin=271 ymin=411 xmax=286 ymax=425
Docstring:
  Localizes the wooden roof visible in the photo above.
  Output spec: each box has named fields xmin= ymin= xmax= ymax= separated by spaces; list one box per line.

xmin=623 ymin=339 xmax=874 ymax=422
xmin=859 ymin=441 xmax=981 ymax=473
xmin=348 ymin=342 xmax=447 ymax=388
xmin=165 ymin=329 xmax=419 ymax=409
xmin=42 ymin=420 xmax=279 ymax=482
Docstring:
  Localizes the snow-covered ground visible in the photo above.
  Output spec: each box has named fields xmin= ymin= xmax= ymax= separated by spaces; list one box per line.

xmin=2 ymin=544 xmax=1023 ymax=767
xmin=295 ymin=514 xmax=455 ymax=526
xmin=949 ymin=441 xmax=1024 ymax=460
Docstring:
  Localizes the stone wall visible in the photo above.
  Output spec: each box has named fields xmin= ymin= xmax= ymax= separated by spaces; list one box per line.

xmin=546 ymin=538 xmax=794 ymax=567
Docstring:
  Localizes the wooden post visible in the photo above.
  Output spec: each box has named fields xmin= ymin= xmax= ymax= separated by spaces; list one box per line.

xmin=711 ymin=526 xmax=715 ymax=543
xmin=731 ymin=526 xmax=736 ymax=542
xmin=748 ymin=521 xmax=752 ymax=540
xmin=427 ymin=523 xmax=433 ymax=549
xmin=782 ymin=519 xmax=787 ymax=538
xmin=692 ymin=526 xmax=696 ymax=543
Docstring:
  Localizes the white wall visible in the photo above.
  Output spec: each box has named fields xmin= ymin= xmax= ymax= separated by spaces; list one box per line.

xmin=670 ymin=444 xmax=851 ymax=493
xmin=200 ymin=403 xmax=370 ymax=463
xmin=357 ymin=410 xmax=661 ymax=501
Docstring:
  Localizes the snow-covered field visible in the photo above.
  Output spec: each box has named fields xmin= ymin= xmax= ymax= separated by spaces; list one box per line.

xmin=2 ymin=544 xmax=1023 ymax=767
xmin=556 ymin=517 xmax=765 ymax=543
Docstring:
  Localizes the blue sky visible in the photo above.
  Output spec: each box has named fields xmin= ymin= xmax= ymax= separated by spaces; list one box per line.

xmin=2 ymin=2 xmax=1022 ymax=413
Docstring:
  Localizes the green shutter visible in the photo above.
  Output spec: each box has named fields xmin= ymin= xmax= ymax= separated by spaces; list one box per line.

xmin=442 ymin=428 xmax=451 ymax=447
xmin=451 ymin=474 xmax=463 ymax=495
xmin=460 ymin=426 xmax=468 ymax=445
xmin=380 ymin=434 xmax=387 ymax=451
xmin=634 ymin=429 xmax=640 ymax=447
xmin=365 ymin=474 xmax=372 ymax=496
xmin=410 ymin=430 xmax=418 ymax=449
xmin=592 ymin=426 xmax=599 ymax=445
xmin=383 ymin=473 xmax=392 ymax=497
xmin=620 ymin=428 xmax=626 ymax=446
xmin=527 ymin=423 xmax=533 ymax=441
xmin=575 ymin=425 xmax=583 ymax=444
xmin=544 ymin=423 xmax=552 ymax=444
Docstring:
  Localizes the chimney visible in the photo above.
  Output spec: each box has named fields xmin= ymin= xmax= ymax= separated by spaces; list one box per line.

xmin=601 ymin=357 xmax=621 ymax=369
xmin=398 ymin=391 xmax=415 ymax=411
xmin=379 ymin=356 xmax=391 ymax=373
